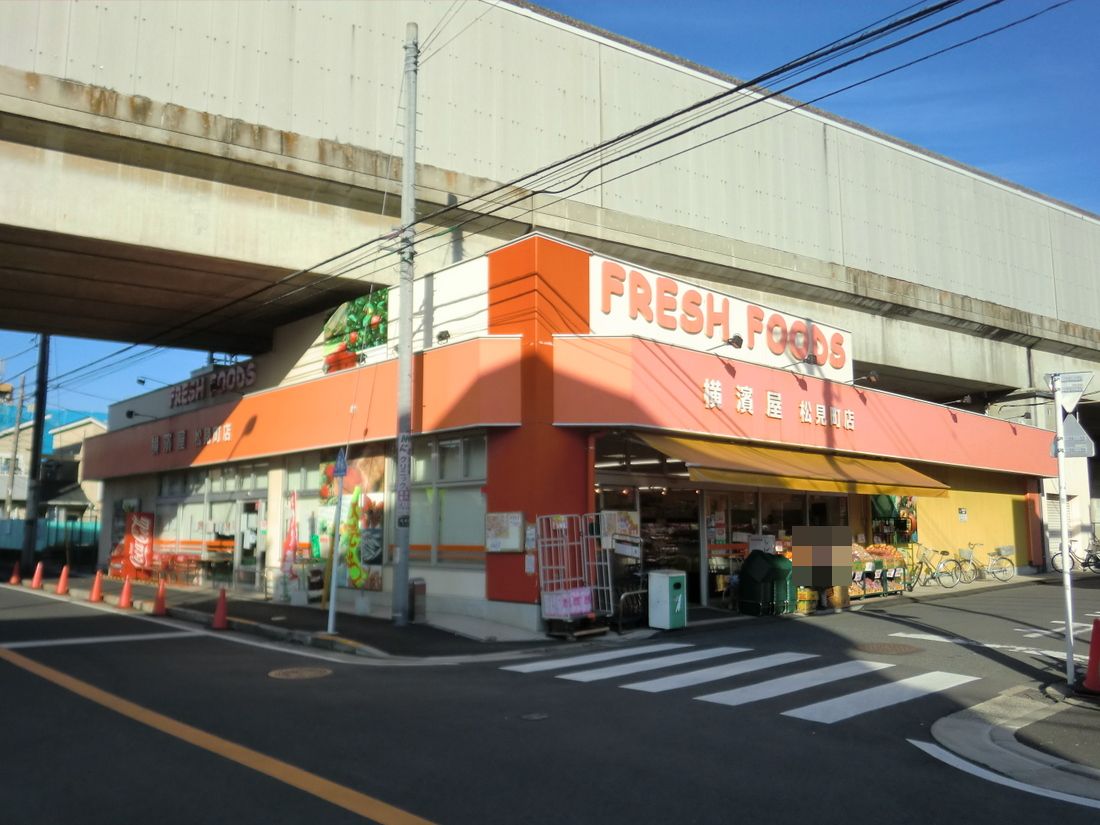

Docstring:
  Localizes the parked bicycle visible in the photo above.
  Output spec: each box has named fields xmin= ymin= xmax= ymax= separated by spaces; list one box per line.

xmin=905 ymin=544 xmax=961 ymax=590
xmin=1049 ymin=539 xmax=1100 ymax=573
xmin=957 ymin=542 xmax=1015 ymax=583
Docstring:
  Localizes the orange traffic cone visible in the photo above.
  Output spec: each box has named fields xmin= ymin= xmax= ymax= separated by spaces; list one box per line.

xmin=211 ymin=587 xmax=228 ymax=630
xmin=54 ymin=564 xmax=70 ymax=596
xmin=88 ymin=570 xmax=104 ymax=603
xmin=30 ymin=562 xmax=44 ymax=590
xmin=152 ymin=579 xmax=167 ymax=616
xmin=8 ymin=561 xmax=20 ymax=586
xmin=1081 ymin=619 xmax=1100 ymax=694
xmin=118 ymin=576 xmax=133 ymax=610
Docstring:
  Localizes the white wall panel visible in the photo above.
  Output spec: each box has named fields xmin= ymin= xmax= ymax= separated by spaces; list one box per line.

xmin=0 ymin=0 xmax=1097 ymax=333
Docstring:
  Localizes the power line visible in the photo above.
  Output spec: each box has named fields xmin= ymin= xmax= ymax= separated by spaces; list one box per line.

xmin=44 ymin=1 xmax=1019 ymax=395
xmin=239 ymin=0 xmax=981 ymax=313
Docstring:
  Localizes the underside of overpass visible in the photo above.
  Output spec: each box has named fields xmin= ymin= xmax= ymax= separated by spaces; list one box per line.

xmin=0 ymin=223 xmax=369 ymax=354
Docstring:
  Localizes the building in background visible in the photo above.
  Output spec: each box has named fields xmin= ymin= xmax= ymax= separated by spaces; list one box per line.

xmin=2 ymin=2 xmax=1097 ymax=617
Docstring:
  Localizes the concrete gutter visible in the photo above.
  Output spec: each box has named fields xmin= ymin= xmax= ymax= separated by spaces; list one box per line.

xmin=931 ymin=684 xmax=1100 ymax=801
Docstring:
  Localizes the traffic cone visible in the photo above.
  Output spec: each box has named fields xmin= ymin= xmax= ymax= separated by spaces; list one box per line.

xmin=211 ymin=588 xmax=228 ymax=630
xmin=88 ymin=570 xmax=104 ymax=603
xmin=8 ymin=561 xmax=20 ymax=586
xmin=118 ymin=576 xmax=133 ymax=610
xmin=1081 ymin=619 xmax=1100 ymax=694
xmin=152 ymin=579 xmax=167 ymax=617
xmin=54 ymin=564 xmax=70 ymax=596
xmin=30 ymin=562 xmax=44 ymax=590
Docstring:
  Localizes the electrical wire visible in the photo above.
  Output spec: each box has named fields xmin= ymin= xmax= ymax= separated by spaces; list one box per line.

xmin=41 ymin=0 xmax=1027 ymax=394
xmin=313 ymin=0 xmax=1076 ymax=294
xmin=241 ymin=0 xmax=983 ymax=313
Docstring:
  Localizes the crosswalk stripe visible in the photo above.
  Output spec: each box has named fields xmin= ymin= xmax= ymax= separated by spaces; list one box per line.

xmin=500 ymin=643 xmax=691 ymax=674
xmin=622 ymin=651 xmax=813 ymax=693
xmin=558 ymin=647 xmax=748 ymax=683
xmin=783 ymin=671 xmax=980 ymax=724
xmin=694 ymin=660 xmax=894 ymax=706
xmin=611 ymin=651 xmax=809 ymax=690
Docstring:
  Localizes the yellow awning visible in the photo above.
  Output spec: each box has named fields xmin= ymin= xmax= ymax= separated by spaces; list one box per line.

xmin=639 ymin=433 xmax=949 ymax=497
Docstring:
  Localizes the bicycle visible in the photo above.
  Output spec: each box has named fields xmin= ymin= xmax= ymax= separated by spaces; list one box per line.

xmin=958 ymin=543 xmax=1015 ymax=583
xmin=1049 ymin=539 xmax=1100 ymax=573
xmin=905 ymin=544 xmax=961 ymax=590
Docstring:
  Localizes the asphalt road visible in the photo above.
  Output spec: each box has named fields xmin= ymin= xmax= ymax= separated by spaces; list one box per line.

xmin=1 ymin=579 xmax=1098 ymax=825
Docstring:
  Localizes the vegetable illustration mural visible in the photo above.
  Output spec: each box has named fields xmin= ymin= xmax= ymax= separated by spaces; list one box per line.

xmin=322 ymin=290 xmax=389 ymax=374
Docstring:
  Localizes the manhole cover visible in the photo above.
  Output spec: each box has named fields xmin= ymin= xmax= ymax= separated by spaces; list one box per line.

xmin=268 ymin=667 xmax=333 ymax=680
xmin=853 ymin=642 xmax=923 ymax=655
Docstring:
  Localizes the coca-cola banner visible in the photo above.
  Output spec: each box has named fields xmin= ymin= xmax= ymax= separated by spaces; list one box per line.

xmin=108 ymin=512 xmax=156 ymax=580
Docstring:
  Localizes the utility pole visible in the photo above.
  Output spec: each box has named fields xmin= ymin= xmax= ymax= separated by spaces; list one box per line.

xmin=4 ymin=375 xmax=26 ymax=520
xmin=392 ymin=22 xmax=418 ymax=627
xmin=21 ymin=335 xmax=50 ymax=573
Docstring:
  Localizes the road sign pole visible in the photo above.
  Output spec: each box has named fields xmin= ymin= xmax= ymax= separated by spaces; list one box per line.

xmin=326 ymin=448 xmax=348 ymax=635
xmin=1051 ymin=374 xmax=1076 ymax=687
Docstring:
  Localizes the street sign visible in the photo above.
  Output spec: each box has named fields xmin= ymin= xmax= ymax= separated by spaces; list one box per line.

xmin=334 ymin=447 xmax=348 ymax=478
xmin=1051 ymin=413 xmax=1096 ymax=458
xmin=1046 ymin=371 xmax=1094 ymax=414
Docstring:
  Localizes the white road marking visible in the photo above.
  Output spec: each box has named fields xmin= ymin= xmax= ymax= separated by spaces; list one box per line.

xmin=889 ymin=631 xmax=1089 ymax=663
xmin=500 ymin=643 xmax=691 ymax=674
xmin=695 ymin=660 xmax=894 ymax=707
xmin=909 ymin=740 xmax=1100 ymax=811
xmin=0 ymin=584 xmax=429 ymax=667
xmin=2 ymin=630 xmax=203 ymax=649
xmin=784 ymin=671 xmax=979 ymax=724
xmin=558 ymin=646 xmax=746 ymax=682
xmin=622 ymin=651 xmax=812 ymax=693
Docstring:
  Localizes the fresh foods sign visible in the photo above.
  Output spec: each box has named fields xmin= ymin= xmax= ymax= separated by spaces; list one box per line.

xmin=169 ymin=362 xmax=257 ymax=409
xmin=590 ymin=257 xmax=853 ymax=382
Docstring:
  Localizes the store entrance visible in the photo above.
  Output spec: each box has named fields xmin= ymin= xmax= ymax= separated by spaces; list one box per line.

xmin=638 ymin=488 xmax=701 ymax=604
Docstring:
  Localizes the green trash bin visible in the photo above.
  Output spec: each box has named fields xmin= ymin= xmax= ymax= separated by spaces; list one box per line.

xmin=737 ymin=550 xmax=774 ymax=616
xmin=648 ymin=570 xmax=687 ymax=629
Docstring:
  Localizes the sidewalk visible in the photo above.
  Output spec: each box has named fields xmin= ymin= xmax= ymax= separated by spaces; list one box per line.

xmin=30 ymin=571 xmax=555 ymax=660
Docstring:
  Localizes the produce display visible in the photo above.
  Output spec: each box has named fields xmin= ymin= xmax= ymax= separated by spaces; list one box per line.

xmin=850 ymin=543 xmax=906 ymax=598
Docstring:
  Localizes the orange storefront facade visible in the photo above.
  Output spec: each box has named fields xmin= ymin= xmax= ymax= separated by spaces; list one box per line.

xmin=84 ymin=235 xmax=1056 ymax=630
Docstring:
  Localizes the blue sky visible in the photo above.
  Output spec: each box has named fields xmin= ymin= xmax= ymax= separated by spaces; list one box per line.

xmin=2 ymin=0 xmax=1096 ymax=415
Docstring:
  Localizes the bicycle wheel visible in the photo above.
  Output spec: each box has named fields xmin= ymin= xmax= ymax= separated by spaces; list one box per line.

xmin=1085 ymin=553 xmax=1100 ymax=574
xmin=936 ymin=560 xmax=961 ymax=588
xmin=988 ymin=557 xmax=1014 ymax=582
xmin=958 ymin=560 xmax=978 ymax=584
xmin=1050 ymin=551 xmax=1073 ymax=573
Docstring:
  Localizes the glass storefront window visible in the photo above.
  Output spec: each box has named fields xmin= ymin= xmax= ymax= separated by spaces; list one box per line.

xmin=729 ymin=491 xmax=758 ymax=533
xmin=412 ymin=439 xmax=433 ymax=482
xmin=187 ymin=470 xmax=206 ymax=496
xmin=809 ymin=494 xmax=848 ymax=526
xmin=761 ymin=492 xmax=806 ymax=540
xmin=439 ymin=439 xmax=462 ymax=481
xmin=209 ymin=468 xmax=224 ymax=493
xmin=223 ymin=467 xmax=238 ymax=492
xmin=254 ymin=464 xmax=269 ymax=491
xmin=464 ymin=435 xmax=486 ymax=478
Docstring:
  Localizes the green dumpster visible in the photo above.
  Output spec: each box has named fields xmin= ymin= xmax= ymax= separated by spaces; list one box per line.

xmin=767 ymin=554 xmax=795 ymax=614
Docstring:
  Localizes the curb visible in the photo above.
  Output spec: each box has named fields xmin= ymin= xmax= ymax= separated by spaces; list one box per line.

xmin=1043 ymin=681 xmax=1100 ymax=710
xmin=930 ymin=684 xmax=1100 ymax=801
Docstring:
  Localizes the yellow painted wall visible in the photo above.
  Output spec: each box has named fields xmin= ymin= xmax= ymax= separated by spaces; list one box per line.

xmin=913 ymin=468 xmax=1031 ymax=567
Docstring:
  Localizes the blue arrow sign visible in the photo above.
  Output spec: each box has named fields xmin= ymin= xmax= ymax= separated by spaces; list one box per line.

xmin=334 ymin=447 xmax=348 ymax=478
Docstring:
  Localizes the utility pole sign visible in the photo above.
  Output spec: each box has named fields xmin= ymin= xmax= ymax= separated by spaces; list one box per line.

xmin=1045 ymin=371 xmax=1095 ymax=687
xmin=325 ymin=447 xmax=348 ymax=634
